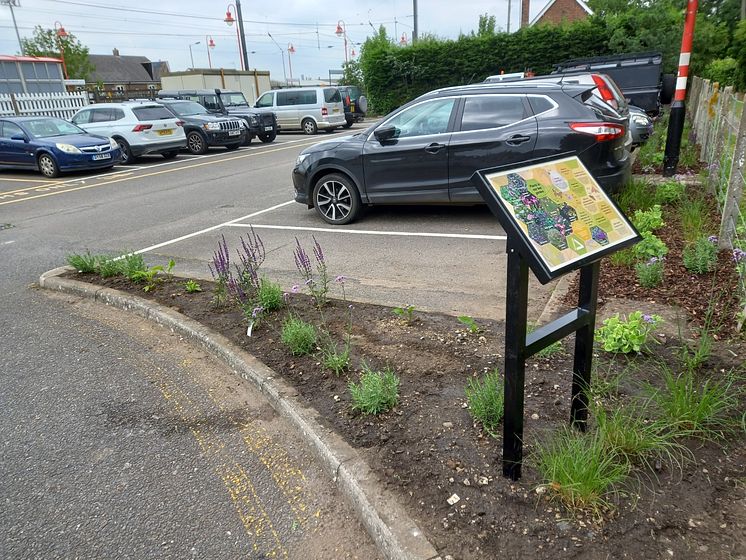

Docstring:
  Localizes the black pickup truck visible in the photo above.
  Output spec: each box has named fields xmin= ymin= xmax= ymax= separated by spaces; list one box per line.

xmin=158 ymin=88 xmax=278 ymax=144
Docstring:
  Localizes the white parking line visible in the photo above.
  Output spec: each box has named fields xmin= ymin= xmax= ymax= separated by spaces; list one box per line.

xmin=227 ymin=223 xmax=507 ymax=240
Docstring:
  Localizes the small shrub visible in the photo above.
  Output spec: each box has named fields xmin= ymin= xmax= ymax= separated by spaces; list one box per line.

xmin=682 ymin=236 xmax=718 ymax=274
xmin=595 ymin=311 xmax=663 ymax=354
xmin=465 ymin=369 xmax=504 ymax=437
xmin=632 ymin=204 xmax=664 ymax=233
xmin=66 ymin=251 xmax=101 ymax=273
xmin=120 ymin=253 xmax=147 ymax=281
xmin=393 ymin=305 xmax=416 ymax=322
xmin=632 ymin=231 xmax=668 ymax=262
xmin=533 ymin=428 xmax=629 ymax=513
xmin=321 ymin=340 xmax=350 ymax=375
xmin=458 ymin=315 xmax=480 ymax=333
xmin=281 ymin=316 xmax=317 ymax=355
xmin=635 ymin=256 xmax=664 ymax=288
xmin=98 ymin=257 xmax=124 ymax=278
xmin=702 ymin=57 xmax=739 ymax=87
xmin=257 ymin=278 xmax=284 ymax=311
xmin=184 ymin=280 xmax=202 ymax=293
xmin=349 ymin=364 xmax=400 ymax=415
xmin=654 ymin=180 xmax=686 ymax=205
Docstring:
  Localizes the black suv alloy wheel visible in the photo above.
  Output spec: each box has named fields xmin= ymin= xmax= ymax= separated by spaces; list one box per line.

xmin=313 ymin=173 xmax=360 ymax=225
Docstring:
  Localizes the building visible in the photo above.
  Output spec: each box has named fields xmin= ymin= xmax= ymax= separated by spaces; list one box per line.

xmin=0 ymin=55 xmax=65 ymax=94
xmin=160 ymin=69 xmax=271 ymax=104
xmin=86 ymin=49 xmax=170 ymax=101
xmin=520 ymin=0 xmax=593 ymax=28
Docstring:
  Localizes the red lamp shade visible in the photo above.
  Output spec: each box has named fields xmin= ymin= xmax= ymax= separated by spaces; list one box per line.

xmin=224 ymin=11 xmax=235 ymax=25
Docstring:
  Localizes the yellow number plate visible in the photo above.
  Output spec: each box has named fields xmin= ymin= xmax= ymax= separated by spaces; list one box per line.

xmin=157 ymin=129 xmax=173 ymax=136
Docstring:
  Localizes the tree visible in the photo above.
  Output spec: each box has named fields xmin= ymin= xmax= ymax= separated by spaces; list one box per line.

xmin=21 ymin=25 xmax=94 ymax=81
xmin=339 ymin=60 xmax=364 ymax=90
xmin=476 ymin=14 xmax=497 ymax=36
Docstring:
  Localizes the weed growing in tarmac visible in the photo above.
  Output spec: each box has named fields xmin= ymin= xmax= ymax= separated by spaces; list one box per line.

xmin=682 ymin=235 xmax=719 ymax=274
xmin=66 ymin=251 xmax=102 ymax=273
xmin=458 ymin=315 xmax=480 ymax=334
xmin=393 ymin=304 xmax=416 ymax=322
xmin=281 ymin=316 xmax=317 ymax=355
xmin=349 ymin=363 xmax=400 ymax=415
xmin=595 ymin=311 xmax=662 ymax=354
xmin=465 ymin=369 xmax=504 ymax=438
xmin=184 ymin=280 xmax=202 ymax=293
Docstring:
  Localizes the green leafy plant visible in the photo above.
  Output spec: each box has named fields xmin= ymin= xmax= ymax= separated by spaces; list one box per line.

xmin=120 ymin=253 xmax=147 ymax=281
xmin=349 ymin=363 xmax=400 ymax=415
xmin=457 ymin=315 xmax=480 ymax=334
xmin=256 ymin=278 xmax=284 ymax=312
xmin=632 ymin=231 xmax=668 ymax=262
xmin=66 ymin=251 xmax=102 ymax=273
xmin=165 ymin=258 xmax=176 ymax=278
xmin=281 ymin=316 xmax=317 ymax=355
xmin=184 ymin=280 xmax=202 ymax=293
xmin=320 ymin=339 xmax=351 ymax=375
xmin=130 ymin=264 xmax=164 ymax=292
xmin=595 ymin=311 xmax=663 ymax=353
xmin=609 ymin=247 xmax=635 ymax=267
xmin=682 ymin=235 xmax=718 ymax=274
xmin=465 ymin=369 xmax=504 ymax=437
xmin=632 ymin=204 xmax=664 ymax=233
xmin=393 ymin=305 xmax=416 ymax=322
xmin=635 ymin=256 xmax=665 ymax=288
xmin=654 ymin=180 xmax=686 ymax=205
xmin=98 ymin=257 xmax=123 ymax=278
xmin=616 ymin=177 xmax=656 ymax=214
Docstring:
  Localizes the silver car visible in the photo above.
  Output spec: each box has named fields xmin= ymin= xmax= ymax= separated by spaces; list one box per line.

xmin=253 ymin=87 xmax=346 ymax=134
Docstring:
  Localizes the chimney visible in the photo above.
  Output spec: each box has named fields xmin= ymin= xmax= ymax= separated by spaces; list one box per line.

xmin=113 ymin=48 xmax=120 ymax=57
xmin=520 ymin=0 xmax=530 ymax=28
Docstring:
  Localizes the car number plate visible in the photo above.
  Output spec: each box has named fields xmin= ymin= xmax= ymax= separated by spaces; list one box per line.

xmin=228 ymin=130 xmax=240 ymax=136
xmin=332 ymin=108 xmax=339 ymax=113
xmin=92 ymin=153 xmax=111 ymax=160
xmin=157 ymin=129 xmax=173 ymax=136
xmin=264 ymin=126 xmax=273 ymax=131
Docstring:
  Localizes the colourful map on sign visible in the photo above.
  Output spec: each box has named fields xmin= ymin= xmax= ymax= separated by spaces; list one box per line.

xmin=485 ymin=157 xmax=637 ymax=271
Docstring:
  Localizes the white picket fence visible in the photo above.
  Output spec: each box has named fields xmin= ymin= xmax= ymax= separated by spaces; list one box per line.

xmin=0 ymin=92 xmax=89 ymax=120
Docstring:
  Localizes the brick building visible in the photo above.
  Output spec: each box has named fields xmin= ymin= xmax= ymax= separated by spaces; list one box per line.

xmin=521 ymin=0 xmax=593 ymax=28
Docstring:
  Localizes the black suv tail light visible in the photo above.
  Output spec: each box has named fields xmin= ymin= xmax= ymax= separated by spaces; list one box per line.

xmin=569 ymin=122 xmax=625 ymax=142
xmin=591 ymin=74 xmax=618 ymax=110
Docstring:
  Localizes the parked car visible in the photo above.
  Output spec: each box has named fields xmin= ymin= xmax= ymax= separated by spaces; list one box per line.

xmin=71 ymin=102 xmax=186 ymax=164
xmin=337 ymin=85 xmax=367 ymax=128
xmin=156 ymin=99 xmax=246 ymax=154
xmin=254 ymin=86 xmax=346 ymax=134
xmin=293 ymin=81 xmax=631 ymax=225
xmin=628 ymin=105 xmax=654 ymax=148
xmin=157 ymin=89 xmax=277 ymax=144
xmin=0 ymin=116 xmax=121 ymax=178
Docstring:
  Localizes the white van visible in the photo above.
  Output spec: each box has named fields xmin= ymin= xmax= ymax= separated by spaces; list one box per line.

xmin=253 ymin=87 xmax=346 ymax=134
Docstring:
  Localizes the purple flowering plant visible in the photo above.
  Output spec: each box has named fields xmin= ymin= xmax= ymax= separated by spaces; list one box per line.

xmin=294 ymin=236 xmax=331 ymax=307
xmin=634 ymin=255 xmax=664 ymax=288
xmin=208 ymin=234 xmax=231 ymax=306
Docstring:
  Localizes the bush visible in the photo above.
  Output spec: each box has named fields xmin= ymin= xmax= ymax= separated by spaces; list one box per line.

xmin=120 ymin=253 xmax=147 ymax=281
xmin=682 ymin=236 xmax=719 ymax=274
xmin=281 ymin=316 xmax=317 ymax=355
xmin=257 ymin=278 xmax=284 ymax=311
xmin=349 ymin=364 xmax=400 ymax=415
xmin=702 ymin=57 xmax=739 ymax=87
xmin=595 ymin=311 xmax=663 ymax=353
xmin=633 ymin=231 xmax=668 ymax=262
xmin=66 ymin=251 xmax=101 ymax=273
xmin=654 ymin=180 xmax=686 ymax=205
xmin=632 ymin=204 xmax=664 ymax=233
xmin=635 ymin=256 xmax=664 ymax=288
xmin=465 ymin=369 xmax=504 ymax=437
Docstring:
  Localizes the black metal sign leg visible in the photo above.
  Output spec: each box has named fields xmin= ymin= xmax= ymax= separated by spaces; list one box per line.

xmin=503 ymin=246 xmax=529 ymax=480
xmin=570 ymin=261 xmax=600 ymax=431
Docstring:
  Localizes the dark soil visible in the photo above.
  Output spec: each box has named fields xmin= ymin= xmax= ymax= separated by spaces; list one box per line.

xmin=65 ymin=268 xmax=746 ymax=560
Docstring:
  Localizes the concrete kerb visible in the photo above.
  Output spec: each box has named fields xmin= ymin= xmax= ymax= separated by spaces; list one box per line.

xmin=38 ymin=267 xmax=440 ymax=560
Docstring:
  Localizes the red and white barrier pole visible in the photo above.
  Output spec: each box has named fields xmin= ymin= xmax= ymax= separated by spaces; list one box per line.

xmin=663 ymin=0 xmax=698 ymax=176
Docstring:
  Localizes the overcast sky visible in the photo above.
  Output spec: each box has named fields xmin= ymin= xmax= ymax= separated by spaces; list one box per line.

xmin=1 ymin=0 xmax=552 ymax=81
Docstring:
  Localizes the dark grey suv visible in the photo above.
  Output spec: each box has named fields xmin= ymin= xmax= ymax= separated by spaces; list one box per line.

xmin=292 ymin=82 xmax=631 ymax=225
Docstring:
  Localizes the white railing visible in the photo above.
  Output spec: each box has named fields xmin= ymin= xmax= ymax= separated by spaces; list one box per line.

xmin=0 ymin=91 xmax=89 ymax=120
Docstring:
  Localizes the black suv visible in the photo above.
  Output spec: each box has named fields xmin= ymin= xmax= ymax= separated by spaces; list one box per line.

xmin=293 ymin=82 xmax=631 ymax=225
xmin=337 ymin=85 xmax=367 ymax=128
xmin=157 ymin=89 xmax=277 ymax=145
xmin=157 ymin=99 xmax=246 ymax=154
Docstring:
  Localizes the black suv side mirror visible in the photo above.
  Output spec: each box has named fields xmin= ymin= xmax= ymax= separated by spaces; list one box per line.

xmin=374 ymin=125 xmax=398 ymax=143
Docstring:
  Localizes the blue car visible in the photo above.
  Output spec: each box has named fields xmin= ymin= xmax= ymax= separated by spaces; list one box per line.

xmin=0 ymin=116 xmax=121 ymax=178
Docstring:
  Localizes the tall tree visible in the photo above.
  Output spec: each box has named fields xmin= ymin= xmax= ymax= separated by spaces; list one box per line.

xmin=476 ymin=14 xmax=497 ymax=36
xmin=21 ymin=25 xmax=94 ymax=81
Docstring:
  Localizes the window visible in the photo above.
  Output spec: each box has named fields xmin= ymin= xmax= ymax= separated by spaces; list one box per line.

xmin=1 ymin=121 xmax=25 ymax=139
xmin=111 ymin=108 xmax=125 ymax=121
xmin=276 ymin=91 xmax=293 ymax=106
xmin=91 ymin=109 xmax=114 ymax=122
xmin=24 ymin=118 xmax=83 ymax=138
xmin=324 ymin=88 xmax=341 ymax=103
xmin=301 ymin=91 xmax=317 ymax=104
xmin=527 ymin=96 xmax=554 ymax=115
xmin=132 ymin=106 xmax=174 ymax=121
xmin=72 ymin=109 xmax=93 ymax=124
xmin=383 ymin=98 xmax=456 ymax=138
xmin=460 ymin=95 xmax=527 ymax=131
xmin=256 ymin=92 xmax=273 ymax=108
xmin=200 ymin=95 xmax=220 ymax=111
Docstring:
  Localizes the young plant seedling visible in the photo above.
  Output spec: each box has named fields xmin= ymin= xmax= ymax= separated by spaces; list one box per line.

xmin=393 ymin=305 xmax=416 ymax=322
xmin=184 ymin=280 xmax=202 ymax=293
xmin=458 ymin=315 xmax=480 ymax=334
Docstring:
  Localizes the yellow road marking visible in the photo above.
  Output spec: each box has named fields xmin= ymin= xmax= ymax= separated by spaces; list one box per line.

xmin=0 ymin=177 xmax=63 ymax=183
xmin=0 ymin=137 xmax=340 ymax=207
xmin=0 ymin=173 xmax=134 ymax=198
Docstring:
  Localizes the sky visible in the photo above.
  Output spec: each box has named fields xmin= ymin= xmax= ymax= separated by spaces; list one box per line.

xmin=0 ymin=0 xmax=553 ymax=82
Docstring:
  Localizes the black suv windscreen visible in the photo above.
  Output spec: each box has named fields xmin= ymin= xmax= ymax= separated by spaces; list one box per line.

xmin=222 ymin=93 xmax=249 ymax=107
xmin=324 ymin=88 xmax=341 ymax=103
xmin=132 ymin=106 xmax=175 ymax=121
xmin=167 ymin=101 xmax=208 ymax=117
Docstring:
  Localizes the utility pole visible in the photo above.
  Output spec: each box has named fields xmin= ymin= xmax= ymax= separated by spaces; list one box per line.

xmin=235 ymin=0 xmax=250 ymax=71
xmin=412 ymin=0 xmax=418 ymax=43
xmin=1 ymin=0 xmax=23 ymax=54
xmin=663 ymin=0 xmax=698 ymax=176
xmin=507 ymin=0 xmax=512 ymax=33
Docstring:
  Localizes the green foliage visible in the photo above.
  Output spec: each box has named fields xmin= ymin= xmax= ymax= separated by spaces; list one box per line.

xmin=654 ymin=180 xmax=686 ymax=205
xmin=281 ymin=316 xmax=317 ymax=355
xmin=616 ymin=177 xmax=655 ymax=214
xmin=130 ymin=264 xmax=163 ymax=292
xmin=465 ymin=370 xmax=504 ymax=437
xmin=533 ymin=428 xmax=629 ymax=512
xmin=98 ymin=258 xmax=123 ymax=278
xmin=702 ymin=57 xmax=739 ymax=86
xmin=595 ymin=311 xmax=663 ymax=353
xmin=392 ymin=305 xmax=416 ymax=322
xmin=256 ymin=278 xmax=284 ymax=311
xmin=21 ymin=25 xmax=94 ymax=80
xmin=349 ymin=364 xmax=400 ymax=415
xmin=632 ymin=204 xmax=664 ymax=234
xmin=475 ymin=13 xmax=497 ymax=37
xmin=632 ymin=231 xmax=668 ymax=261
xmin=609 ymin=247 xmax=635 ymax=268
xmin=320 ymin=339 xmax=350 ymax=376
xmin=635 ymin=256 xmax=664 ymax=288
xmin=339 ymin=59 xmax=364 ymax=90
xmin=679 ymin=195 xmax=708 ymax=242
xmin=733 ymin=20 xmax=746 ymax=91
xmin=682 ymin=236 xmax=719 ymax=274
xmin=120 ymin=253 xmax=147 ymax=281
xmin=680 ymin=331 xmax=713 ymax=373
xmin=66 ymin=251 xmax=101 ymax=273
xmin=184 ymin=280 xmax=202 ymax=293
xmin=457 ymin=315 xmax=480 ymax=333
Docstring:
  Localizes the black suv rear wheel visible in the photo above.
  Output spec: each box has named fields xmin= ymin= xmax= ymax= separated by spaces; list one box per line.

xmin=312 ymin=173 xmax=361 ymax=225
xmin=259 ymin=130 xmax=276 ymax=143
xmin=186 ymin=131 xmax=208 ymax=154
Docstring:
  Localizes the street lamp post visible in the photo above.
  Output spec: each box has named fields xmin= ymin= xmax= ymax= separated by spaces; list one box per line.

xmin=267 ymin=33 xmax=288 ymax=85
xmin=335 ymin=20 xmax=348 ymax=65
xmin=224 ymin=1 xmax=250 ymax=71
xmin=287 ymin=43 xmax=296 ymax=86
xmin=206 ymin=36 xmax=215 ymax=69
xmin=54 ymin=21 xmax=69 ymax=79
xmin=188 ymin=41 xmax=201 ymax=70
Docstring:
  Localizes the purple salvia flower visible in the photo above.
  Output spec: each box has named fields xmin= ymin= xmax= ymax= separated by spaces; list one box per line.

xmin=312 ymin=236 xmax=325 ymax=265
xmin=294 ymin=238 xmax=312 ymax=279
xmin=708 ymin=235 xmax=718 ymax=244
xmin=210 ymin=234 xmax=231 ymax=279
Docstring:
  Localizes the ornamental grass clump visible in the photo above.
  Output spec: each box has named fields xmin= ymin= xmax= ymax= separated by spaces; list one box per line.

xmin=682 ymin=235 xmax=719 ymax=274
xmin=595 ymin=311 xmax=663 ymax=353
xmin=465 ymin=369 xmax=504 ymax=437
xmin=349 ymin=363 xmax=400 ymax=415
xmin=66 ymin=251 xmax=104 ymax=273
xmin=281 ymin=316 xmax=317 ymax=355
xmin=635 ymin=256 xmax=665 ymax=288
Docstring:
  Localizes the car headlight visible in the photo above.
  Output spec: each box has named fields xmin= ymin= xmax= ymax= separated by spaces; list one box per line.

xmin=55 ymin=143 xmax=82 ymax=154
xmin=295 ymin=153 xmax=310 ymax=167
xmin=631 ymin=115 xmax=650 ymax=126
xmin=238 ymin=120 xmax=246 ymax=129
xmin=109 ymin=137 xmax=118 ymax=149
xmin=204 ymin=122 xmax=221 ymax=131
